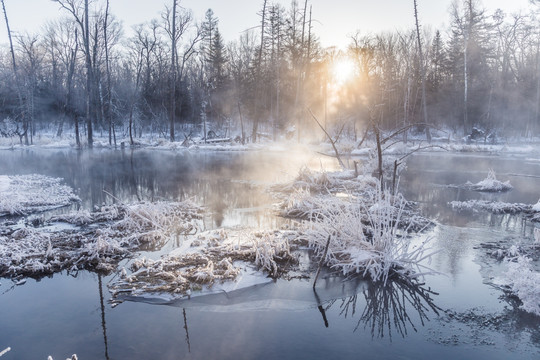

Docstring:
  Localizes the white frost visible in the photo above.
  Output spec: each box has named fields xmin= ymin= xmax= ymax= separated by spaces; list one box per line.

xmin=504 ymin=256 xmax=540 ymax=316
xmin=465 ymin=169 xmax=512 ymax=192
xmin=532 ymin=199 xmax=540 ymax=212
xmin=0 ymin=174 xmax=80 ymax=216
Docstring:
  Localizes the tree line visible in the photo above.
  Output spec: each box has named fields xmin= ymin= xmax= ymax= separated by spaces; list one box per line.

xmin=1 ymin=0 xmax=539 ymax=147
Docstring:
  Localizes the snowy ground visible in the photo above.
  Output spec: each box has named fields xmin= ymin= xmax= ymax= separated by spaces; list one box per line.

xmin=2 ymin=127 xmax=540 ymax=156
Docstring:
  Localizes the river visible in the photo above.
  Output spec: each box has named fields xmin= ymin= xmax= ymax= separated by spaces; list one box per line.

xmin=0 ymin=148 xmax=539 ymax=359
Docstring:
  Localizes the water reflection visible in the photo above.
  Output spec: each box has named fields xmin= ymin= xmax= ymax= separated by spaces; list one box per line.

xmin=324 ymin=279 xmax=441 ymax=340
xmin=98 ymin=274 xmax=111 ymax=360
xmin=182 ymin=308 xmax=191 ymax=353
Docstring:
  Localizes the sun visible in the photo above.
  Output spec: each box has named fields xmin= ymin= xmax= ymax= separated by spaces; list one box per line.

xmin=332 ymin=57 xmax=355 ymax=84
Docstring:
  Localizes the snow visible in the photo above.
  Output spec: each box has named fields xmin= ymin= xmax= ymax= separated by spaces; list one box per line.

xmin=108 ymin=228 xmax=298 ymax=305
xmin=46 ymin=355 xmax=77 ymax=360
xmin=464 ymin=169 xmax=513 ymax=192
xmin=503 ymin=256 xmax=540 ymax=316
xmin=0 ymin=175 xmax=80 ymax=216
xmin=449 ymin=199 xmax=540 ymax=222
xmin=532 ymin=199 xmax=540 ymax=212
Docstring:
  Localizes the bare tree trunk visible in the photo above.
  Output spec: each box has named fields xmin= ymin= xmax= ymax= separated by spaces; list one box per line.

xmin=413 ymin=0 xmax=431 ymax=143
xmin=84 ymin=0 xmax=93 ymax=148
xmin=69 ymin=30 xmax=80 ymax=147
xmin=238 ymin=102 xmax=245 ymax=145
xmin=1 ymin=0 xmax=26 ymax=144
xmin=251 ymin=0 xmax=267 ymax=143
xmin=104 ymin=0 xmax=114 ymax=146
xmin=169 ymin=0 xmax=178 ymax=142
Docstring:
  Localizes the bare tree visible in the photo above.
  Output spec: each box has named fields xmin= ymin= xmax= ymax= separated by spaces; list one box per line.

xmin=162 ymin=0 xmax=199 ymax=142
xmin=413 ymin=0 xmax=431 ymax=143
xmin=1 ymin=0 xmax=27 ymax=144
xmin=53 ymin=0 xmax=95 ymax=147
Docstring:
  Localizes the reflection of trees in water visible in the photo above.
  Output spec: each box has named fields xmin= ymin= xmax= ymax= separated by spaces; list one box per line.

xmin=322 ymin=279 xmax=441 ymax=340
xmin=98 ymin=274 xmax=111 ymax=360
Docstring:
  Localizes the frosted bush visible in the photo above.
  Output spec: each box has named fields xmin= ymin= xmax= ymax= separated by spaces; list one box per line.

xmin=306 ymin=186 xmax=436 ymax=284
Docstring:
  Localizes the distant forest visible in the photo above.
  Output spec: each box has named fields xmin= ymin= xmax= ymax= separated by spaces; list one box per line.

xmin=1 ymin=0 xmax=540 ymax=147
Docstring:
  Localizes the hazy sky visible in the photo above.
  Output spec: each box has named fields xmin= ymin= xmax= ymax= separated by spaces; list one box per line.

xmin=0 ymin=0 xmax=534 ymax=49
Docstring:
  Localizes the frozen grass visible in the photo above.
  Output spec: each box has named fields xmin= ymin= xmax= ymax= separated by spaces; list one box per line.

xmin=271 ymin=165 xmax=435 ymax=283
xmin=108 ymin=228 xmax=298 ymax=303
xmin=304 ymin=186 xmax=436 ymax=284
xmin=465 ymin=169 xmax=513 ymax=192
xmin=0 ymin=175 xmax=80 ymax=216
xmin=450 ymin=200 xmax=531 ymax=214
xmin=271 ymin=166 xmax=378 ymax=197
xmin=450 ymin=200 xmax=540 ymax=222
xmin=0 ymin=201 xmax=202 ymax=278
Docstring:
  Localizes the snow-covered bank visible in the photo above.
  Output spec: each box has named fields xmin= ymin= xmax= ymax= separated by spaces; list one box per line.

xmin=0 ymin=175 xmax=80 ymax=216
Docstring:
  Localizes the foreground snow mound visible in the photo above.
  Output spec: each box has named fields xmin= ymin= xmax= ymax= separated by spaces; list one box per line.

xmin=108 ymin=228 xmax=298 ymax=303
xmin=0 ymin=201 xmax=202 ymax=278
xmin=504 ymin=256 xmax=540 ymax=316
xmin=464 ymin=169 xmax=513 ymax=192
xmin=0 ymin=175 xmax=80 ymax=216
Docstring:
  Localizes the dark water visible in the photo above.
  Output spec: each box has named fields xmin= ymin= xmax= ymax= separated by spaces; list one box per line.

xmin=1 ymin=149 xmax=540 ymax=359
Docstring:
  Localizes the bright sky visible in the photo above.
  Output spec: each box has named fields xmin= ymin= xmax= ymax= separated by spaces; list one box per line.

xmin=0 ymin=0 xmax=534 ymax=49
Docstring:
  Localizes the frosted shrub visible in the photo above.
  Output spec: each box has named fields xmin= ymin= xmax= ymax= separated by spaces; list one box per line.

xmin=306 ymin=186 xmax=436 ymax=284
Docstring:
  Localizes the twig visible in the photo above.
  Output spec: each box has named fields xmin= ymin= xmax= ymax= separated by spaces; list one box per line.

xmin=308 ymin=108 xmax=346 ymax=169
xmin=313 ymin=235 xmax=331 ymax=288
